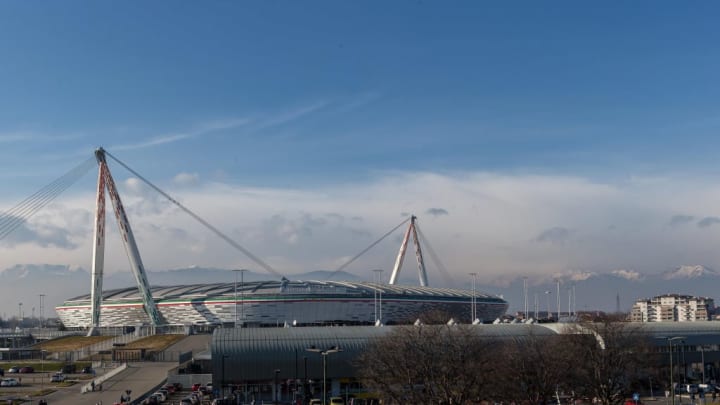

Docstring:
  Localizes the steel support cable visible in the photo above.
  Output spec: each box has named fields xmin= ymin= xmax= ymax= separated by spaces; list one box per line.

xmin=103 ymin=150 xmax=284 ymax=279
xmin=0 ymin=157 xmax=95 ymax=241
xmin=414 ymin=224 xmax=457 ymax=288
xmin=0 ymin=159 xmax=94 ymax=240
xmin=0 ymin=157 xmax=93 ymax=230
xmin=0 ymin=162 xmax=86 ymax=231
xmin=325 ymin=217 xmax=412 ymax=280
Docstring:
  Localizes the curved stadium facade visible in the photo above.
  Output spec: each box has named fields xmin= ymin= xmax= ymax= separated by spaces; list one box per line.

xmin=56 ymin=280 xmax=508 ymax=328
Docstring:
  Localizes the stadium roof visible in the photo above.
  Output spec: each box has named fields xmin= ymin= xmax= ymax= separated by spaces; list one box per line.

xmin=63 ymin=280 xmax=505 ymax=304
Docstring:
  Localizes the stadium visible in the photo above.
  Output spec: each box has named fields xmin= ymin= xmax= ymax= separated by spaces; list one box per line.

xmin=50 ymin=151 xmax=508 ymax=329
xmin=55 ymin=279 xmax=509 ymax=328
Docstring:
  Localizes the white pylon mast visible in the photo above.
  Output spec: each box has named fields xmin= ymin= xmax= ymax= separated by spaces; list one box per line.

xmin=89 ymin=159 xmax=107 ymax=329
xmin=89 ymin=148 xmax=163 ymax=328
xmin=388 ymin=215 xmax=429 ymax=287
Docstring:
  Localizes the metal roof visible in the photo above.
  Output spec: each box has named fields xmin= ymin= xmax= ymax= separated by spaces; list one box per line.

xmin=210 ymin=324 xmax=560 ymax=382
xmin=209 ymin=321 xmax=720 ymax=382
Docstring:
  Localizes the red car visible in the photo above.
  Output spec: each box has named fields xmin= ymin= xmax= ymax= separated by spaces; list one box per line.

xmin=19 ymin=367 xmax=34 ymax=373
xmin=191 ymin=383 xmax=202 ymax=392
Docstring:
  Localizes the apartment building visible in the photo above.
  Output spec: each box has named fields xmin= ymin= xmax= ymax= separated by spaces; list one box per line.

xmin=631 ymin=294 xmax=715 ymax=322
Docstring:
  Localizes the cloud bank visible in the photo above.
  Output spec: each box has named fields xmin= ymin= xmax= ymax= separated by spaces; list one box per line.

xmin=3 ymin=171 xmax=720 ymax=286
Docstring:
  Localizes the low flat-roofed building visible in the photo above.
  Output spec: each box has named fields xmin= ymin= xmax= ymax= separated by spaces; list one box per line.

xmin=207 ymin=322 xmax=720 ymax=403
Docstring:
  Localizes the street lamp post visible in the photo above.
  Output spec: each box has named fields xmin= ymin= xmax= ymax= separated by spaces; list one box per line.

xmin=304 ymin=356 xmax=309 ymax=405
xmin=664 ymin=336 xmax=686 ymax=405
xmin=274 ymin=369 xmax=280 ymax=404
xmin=221 ymin=355 xmax=228 ymax=399
xmin=700 ymin=345 xmax=706 ymax=385
xmin=40 ymin=349 xmax=46 ymax=392
xmin=306 ymin=346 xmax=342 ymax=405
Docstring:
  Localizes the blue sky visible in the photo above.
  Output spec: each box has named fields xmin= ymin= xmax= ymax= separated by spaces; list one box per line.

xmin=2 ymin=2 xmax=720 ymax=297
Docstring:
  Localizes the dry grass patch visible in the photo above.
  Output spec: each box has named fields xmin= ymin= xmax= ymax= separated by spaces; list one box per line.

xmin=34 ymin=336 xmax=113 ymax=352
xmin=124 ymin=334 xmax=185 ymax=350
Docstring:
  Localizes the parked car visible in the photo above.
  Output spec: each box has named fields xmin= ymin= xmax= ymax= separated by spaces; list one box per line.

xmin=1 ymin=378 xmax=19 ymax=387
xmin=19 ymin=367 xmax=34 ymax=373
xmin=0 ymin=368 xmax=4 ymax=376
xmin=50 ymin=373 xmax=66 ymax=383
xmin=7 ymin=367 xmax=19 ymax=373
xmin=81 ymin=366 xmax=94 ymax=374
xmin=191 ymin=383 xmax=202 ymax=392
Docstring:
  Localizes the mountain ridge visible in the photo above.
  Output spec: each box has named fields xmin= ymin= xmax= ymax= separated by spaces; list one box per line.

xmin=1 ymin=263 xmax=718 ymax=318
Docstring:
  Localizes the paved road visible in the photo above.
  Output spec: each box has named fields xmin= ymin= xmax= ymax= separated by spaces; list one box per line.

xmin=42 ymin=362 xmax=178 ymax=405
xmin=1 ymin=335 xmax=214 ymax=405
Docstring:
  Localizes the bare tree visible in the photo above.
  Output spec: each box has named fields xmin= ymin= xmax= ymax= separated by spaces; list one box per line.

xmin=562 ymin=314 xmax=654 ymax=405
xmin=356 ymin=324 xmax=503 ymax=404
xmin=494 ymin=330 xmax=572 ymax=405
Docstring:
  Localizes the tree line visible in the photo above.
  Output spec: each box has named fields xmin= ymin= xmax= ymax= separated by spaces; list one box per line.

xmin=356 ymin=315 xmax=658 ymax=405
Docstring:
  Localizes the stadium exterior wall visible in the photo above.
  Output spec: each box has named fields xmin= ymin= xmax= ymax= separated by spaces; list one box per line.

xmin=56 ymin=281 xmax=508 ymax=328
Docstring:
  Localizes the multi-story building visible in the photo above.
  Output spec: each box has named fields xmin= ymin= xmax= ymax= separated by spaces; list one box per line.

xmin=631 ymin=294 xmax=715 ymax=322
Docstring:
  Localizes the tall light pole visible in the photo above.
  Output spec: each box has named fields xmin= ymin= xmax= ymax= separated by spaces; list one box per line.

xmin=469 ymin=272 xmax=477 ymax=322
xmin=306 ymin=346 xmax=342 ymax=405
xmin=373 ymin=269 xmax=383 ymax=325
xmin=663 ymin=336 xmax=685 ymax=405
xmin=233 ymin=269 xmax=248 ymax=328
xmin=544 ymin=291 xmax=551 ymax=320
xmin=567 ymin=287 xmax=572 ymax=320
xmin=555 ymin=279 xmax=561 ymax=320
xmin=522 ymin=276 xmax=528 ymax=320
xmin=39 ymin=294 xmax=45 ymax=328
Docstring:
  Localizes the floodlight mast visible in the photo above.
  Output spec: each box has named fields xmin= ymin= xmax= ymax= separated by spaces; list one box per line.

xmin=89 ymin=148 xmax=163 ymax=331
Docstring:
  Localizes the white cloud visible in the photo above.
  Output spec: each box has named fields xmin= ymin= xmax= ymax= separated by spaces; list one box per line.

xmin=173 ymin=172 xmax=200 ymax=187
xmin=110 ymin=117 xmax=250 ymax=151
xmin=568 ymin=271 xmax=596 ymax=281
xmin=4 ymin=171 xmax=720 ymax=286
xmin=611 ymin=269 xmax=642 ymax=280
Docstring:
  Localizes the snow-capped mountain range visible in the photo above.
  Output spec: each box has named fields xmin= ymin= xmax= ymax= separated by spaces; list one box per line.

xmin=1 ymin=263 xmax=718 ymax=320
